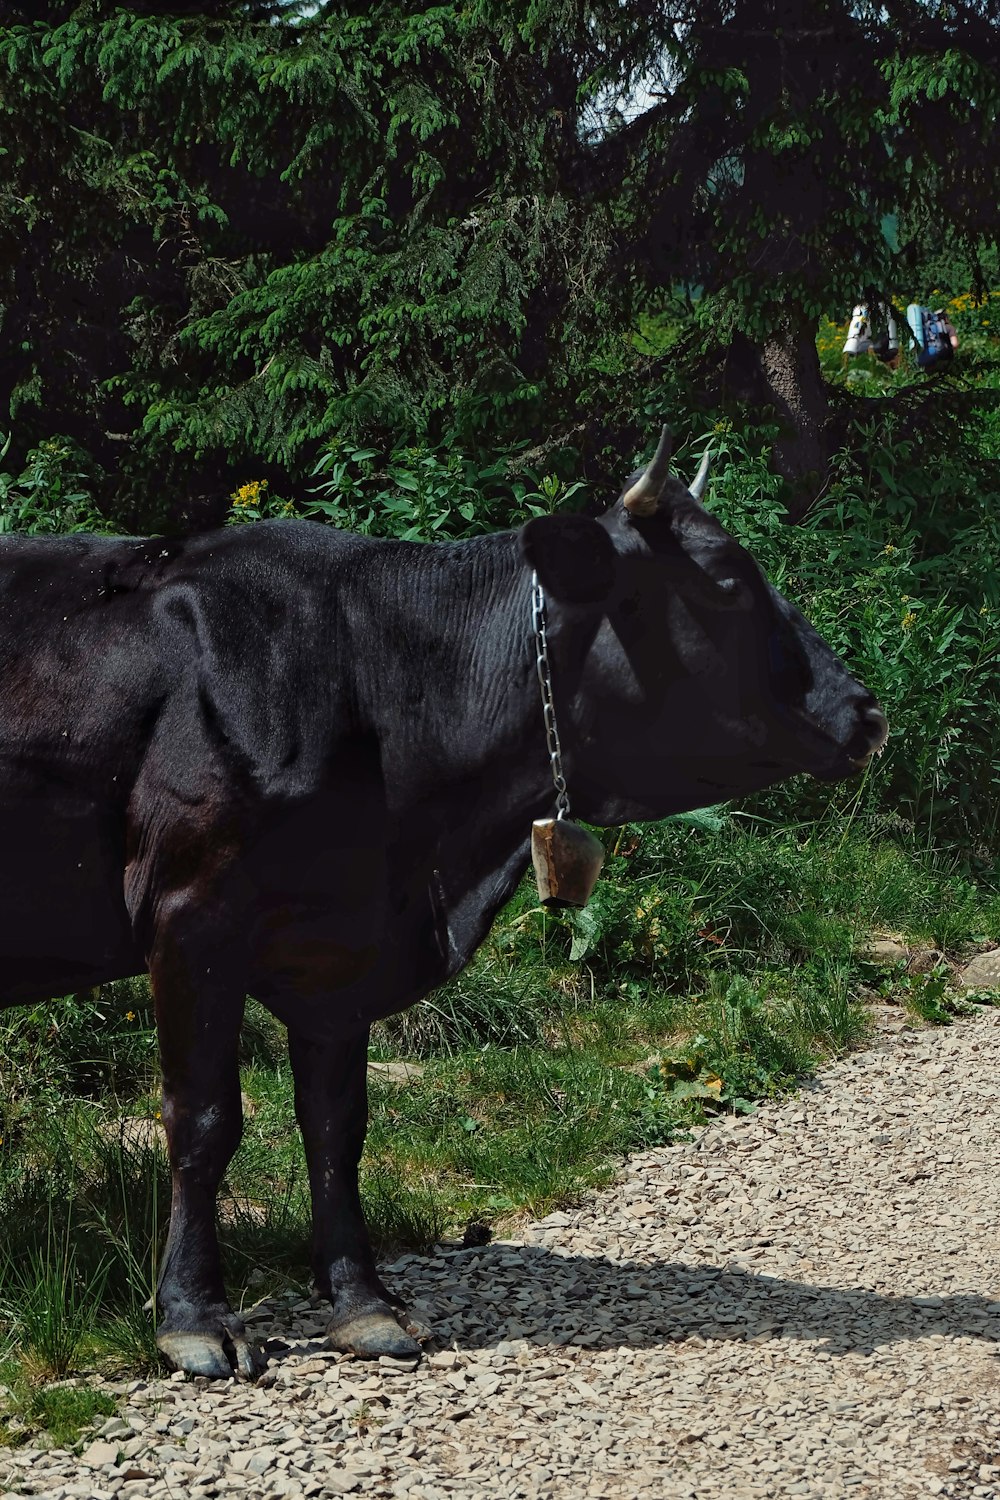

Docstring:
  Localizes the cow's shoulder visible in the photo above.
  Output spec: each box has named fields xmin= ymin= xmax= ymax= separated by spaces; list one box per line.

xmin=143 ymin=518 xmax=373 ymax=668
xmin=140 ymin=522 xmax=377 ymax=801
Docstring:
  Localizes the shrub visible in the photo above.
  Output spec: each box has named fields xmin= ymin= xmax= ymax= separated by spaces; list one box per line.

xmin=302 ymin=440 xmax=586 ymax=539
xmin=705 ymin=415 xmax=1000 ymax=845
xmin=0 ymin=437 xmax=105 ymax=536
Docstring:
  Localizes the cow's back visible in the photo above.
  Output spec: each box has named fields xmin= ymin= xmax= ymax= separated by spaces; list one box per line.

xmin=0 ymin=521 xmax=364 ymax=774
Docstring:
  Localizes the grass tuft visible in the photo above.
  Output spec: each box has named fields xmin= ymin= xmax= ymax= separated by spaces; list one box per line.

xmin=0 ymin=1221 xmax=108 ymax=1383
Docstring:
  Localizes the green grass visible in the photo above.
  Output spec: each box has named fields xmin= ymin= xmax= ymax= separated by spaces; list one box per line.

xmin=0 ymin=1225 xmax=109 ymax=1382
xmin=0 ymin=1367 xmax=116 ymax=1450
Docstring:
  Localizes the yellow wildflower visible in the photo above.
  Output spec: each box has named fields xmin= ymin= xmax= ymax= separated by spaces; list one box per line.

xmin=882 ymin=543 xmax=896 ymax=555
xmin=126 ymin=1010 xmax=135 ymax=1022
xmin=902 ymin=611 xmax=916 ymax=631
xmin=231 ymin=479 xmax=268 ymax=509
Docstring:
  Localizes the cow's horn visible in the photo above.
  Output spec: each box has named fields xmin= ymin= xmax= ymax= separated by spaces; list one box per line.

xmin=622 ymin=425 xmax=673 ymax=516
xmin=688 ymin=447 xmax=711 ymax=502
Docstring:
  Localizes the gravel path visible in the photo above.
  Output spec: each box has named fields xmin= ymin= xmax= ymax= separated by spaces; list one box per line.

xmin=4 ymin=1007 xmax=1000 ymax=1500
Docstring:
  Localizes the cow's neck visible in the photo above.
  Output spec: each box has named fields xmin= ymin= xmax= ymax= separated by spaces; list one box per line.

xmin=355 ymin=533 xmax=555 ymax=822
xmin=351 ymin=532 xmax=567 ymax=985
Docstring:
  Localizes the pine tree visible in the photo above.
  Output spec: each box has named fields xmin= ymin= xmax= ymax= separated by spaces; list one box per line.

xmin=2 ymin=2 xmax=998 ymax=522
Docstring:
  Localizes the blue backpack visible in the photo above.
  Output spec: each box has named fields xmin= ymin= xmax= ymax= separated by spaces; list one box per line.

xmin=906 ymin=304 xmax=954 ymax=369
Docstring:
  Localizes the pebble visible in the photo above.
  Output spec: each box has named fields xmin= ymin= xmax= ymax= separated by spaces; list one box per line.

xmin=5 ymin=1009 xmax=1000 ymax=1497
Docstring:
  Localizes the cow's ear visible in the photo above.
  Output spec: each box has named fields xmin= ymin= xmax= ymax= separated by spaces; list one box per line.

xmin=520 ymin=514 xmax=617 ymax=605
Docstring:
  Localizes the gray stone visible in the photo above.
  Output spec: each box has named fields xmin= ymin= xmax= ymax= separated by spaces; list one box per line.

xmin=317 ymin=1474 xmax=361 ymax=1495
xmin=960 ymin=948 xmax=1000 ymax=990
xmin=366 ymin=1061 xmax=425 ymax=1085
xmin=862 ymin=936 xmax=909 ymax=965
xmin=80 ymin=1442 xmax=120 ymax=1468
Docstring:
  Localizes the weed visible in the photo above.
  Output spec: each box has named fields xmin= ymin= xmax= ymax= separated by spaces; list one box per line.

xmin=961 ymin=987 xmax=1000 ymax=1007
xmin=635 ymin=1048 xmax=754 ymax=1145
xmin=303 ymin=441 xmax=585 ymax=542
xmin=888 ymin=969 xmax=975 ymax=1027
xmin=346 ymin=1400 xmax=381 ymax=1435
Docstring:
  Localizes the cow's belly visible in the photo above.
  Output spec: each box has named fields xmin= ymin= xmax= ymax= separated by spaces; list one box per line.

xmin=0 ymin=790 xmax=140 ymax=1004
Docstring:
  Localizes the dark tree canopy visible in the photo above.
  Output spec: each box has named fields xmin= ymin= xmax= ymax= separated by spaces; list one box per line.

xmin=2 ymin=1 xmax=999 ymax=520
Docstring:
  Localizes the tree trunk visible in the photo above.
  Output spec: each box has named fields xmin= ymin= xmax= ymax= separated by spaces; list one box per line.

xmin=757 ymin=305 xmax=833 ymax=521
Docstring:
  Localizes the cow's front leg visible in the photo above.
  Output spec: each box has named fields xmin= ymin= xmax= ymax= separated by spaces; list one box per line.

xmin=151 ymin=908 xmax=263 ymax=1380
xmin=288 ymin=1028 xmax=422 ymax=1359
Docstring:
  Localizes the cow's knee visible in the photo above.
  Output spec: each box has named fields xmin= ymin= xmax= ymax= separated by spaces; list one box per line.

xmin=161 ymin=1091 xmax=243 ymax=1163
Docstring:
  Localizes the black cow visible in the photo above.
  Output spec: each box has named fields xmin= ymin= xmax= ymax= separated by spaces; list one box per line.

xmin=0 ymin=429 xmax=886 ymax=1378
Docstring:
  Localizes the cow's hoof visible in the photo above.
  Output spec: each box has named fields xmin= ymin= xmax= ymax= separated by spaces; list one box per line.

xmin=157 ymin=1323 xmax=265 ymax=1380
xmin=327 ymin=1308 xmax=422 ymax=1360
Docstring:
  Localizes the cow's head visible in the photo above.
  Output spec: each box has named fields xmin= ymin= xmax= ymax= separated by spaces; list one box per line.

xmin=520 ymin=427 xmax=887 ymax=825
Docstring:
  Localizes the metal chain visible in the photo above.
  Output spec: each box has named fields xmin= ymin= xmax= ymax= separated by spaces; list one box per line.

xmin=531 ymin=570 xmax=572 ymax=820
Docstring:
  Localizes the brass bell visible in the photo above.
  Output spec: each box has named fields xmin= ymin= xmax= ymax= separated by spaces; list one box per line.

xmin=531 ymin=817 xmax=605 ymax=909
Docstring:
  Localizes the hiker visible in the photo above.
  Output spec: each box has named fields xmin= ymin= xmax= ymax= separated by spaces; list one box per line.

xmin=842 ymin=304 xmax=873 ymax=359
xmin=842 ymin=303 xmax=900 ymax=369
xmin=871 ymin=306 xmax=901 ymax=369
xmin=906 ymin=304 xmax=958 ymax=370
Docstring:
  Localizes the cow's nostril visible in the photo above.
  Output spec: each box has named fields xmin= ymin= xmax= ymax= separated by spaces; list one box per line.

xmin=864 ymin=705 xmax=889 ymax=751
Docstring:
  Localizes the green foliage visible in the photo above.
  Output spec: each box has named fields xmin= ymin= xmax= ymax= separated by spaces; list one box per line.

xmin=301 ymin=440 xmax=585 ymax=540
xmin=0 ymin=437 xmax=105 ymax=535
xmin=0 ymin=3 xmax=605 ymax=497
xmin=881 ymin=967 xmax=977 ymax=1027
xmin=3 ymin=3 xmax=998 ymax=511
xmin=222 ymin=442 xmax=589 ymax=540
xmin=699 ymin=411 xmax=1000 ymax=844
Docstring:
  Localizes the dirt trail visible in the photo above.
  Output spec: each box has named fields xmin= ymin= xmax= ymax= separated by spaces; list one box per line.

xmin=3 ymin=1008 xmax=1000 ymax=1500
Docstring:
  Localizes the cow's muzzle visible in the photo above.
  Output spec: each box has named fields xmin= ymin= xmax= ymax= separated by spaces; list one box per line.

xmin=847 ymin=704 xmax=889 ymax=768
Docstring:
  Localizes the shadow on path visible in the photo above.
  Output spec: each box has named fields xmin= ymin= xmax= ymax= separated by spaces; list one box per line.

xmin=376 ymin=1245 xmax=1000 ymax=1359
